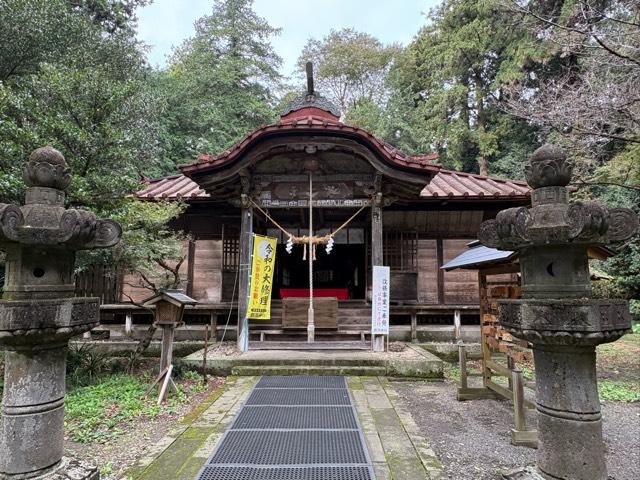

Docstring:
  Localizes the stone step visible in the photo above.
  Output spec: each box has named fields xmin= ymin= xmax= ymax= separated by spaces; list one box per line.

xmin=230 ymin=365 xmax=388 ymax=376
xmin=211 ymin=355 xmax=386 ymax=367
xmin=248 ymin=341 xmax=370 ymax=350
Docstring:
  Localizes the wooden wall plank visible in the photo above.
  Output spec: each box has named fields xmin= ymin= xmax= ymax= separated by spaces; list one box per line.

xmin=192 ymin=239 xmax=223 ymax=302
xmin=417 ymin=239 xmax=438 ymax=304
xmin=443 ymin=239 xmax=479 ymax=304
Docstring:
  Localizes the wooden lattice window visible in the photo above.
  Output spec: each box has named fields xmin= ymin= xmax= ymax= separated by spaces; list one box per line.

xmin=383 ymin=231 xmax=418 ymax=272
xmin=223 ymin=230 xmax=239 ymax=272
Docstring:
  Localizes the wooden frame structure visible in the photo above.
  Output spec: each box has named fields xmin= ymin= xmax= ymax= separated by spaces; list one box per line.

xmin=443 ymin=244 xmax=538 ymax=448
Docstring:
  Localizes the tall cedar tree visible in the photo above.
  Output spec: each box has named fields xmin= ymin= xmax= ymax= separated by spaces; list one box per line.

xmin=390 ymin=0 xmax=539 ymax=175
xmin=158 ymin=0 xmax=282 ymax=165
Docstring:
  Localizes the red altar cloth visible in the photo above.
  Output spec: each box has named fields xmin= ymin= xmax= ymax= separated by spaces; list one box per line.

xmin=280 ymin=288 xmax=349 ymax=300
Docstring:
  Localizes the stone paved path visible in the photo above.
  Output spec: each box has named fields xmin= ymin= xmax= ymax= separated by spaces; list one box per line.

xmin=129 ymin=376 xmax=444 ymax=480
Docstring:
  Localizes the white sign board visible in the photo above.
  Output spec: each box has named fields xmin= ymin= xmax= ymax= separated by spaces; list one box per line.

xmin=371 ymin=266 xmax=390 ymax=335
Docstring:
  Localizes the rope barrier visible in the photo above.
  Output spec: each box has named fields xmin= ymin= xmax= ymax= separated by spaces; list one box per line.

xmin=249 ymin=198 xmax=367 ymax=246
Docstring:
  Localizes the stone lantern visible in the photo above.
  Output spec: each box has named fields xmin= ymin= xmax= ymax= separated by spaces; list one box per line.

xmin=478 ymin=144 xmax=638 ymax=480
xmin=0 ymin=147 xmax=121 ymax=479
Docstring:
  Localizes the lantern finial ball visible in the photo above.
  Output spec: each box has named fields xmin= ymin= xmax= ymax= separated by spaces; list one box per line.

xmin=524 ymin=143 xmax=572 ymax=189
xmin=23 ymin=146 xmax=72 ymax=190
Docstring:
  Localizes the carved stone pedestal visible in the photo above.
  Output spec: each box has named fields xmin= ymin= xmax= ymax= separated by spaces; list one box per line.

xmin=7 ymin=458 xmax=100 ymax=480
xmin=0 ymin=147 xmax=121 ymax=479
xmin=479 ymin=144 xmax=638 ymax=480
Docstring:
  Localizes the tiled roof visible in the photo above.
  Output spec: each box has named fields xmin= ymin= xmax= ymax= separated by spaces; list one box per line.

xmin=136 ymin=174 xmax=205 ymax=199
xmin=136 ymin=170 xmax=530 ymax=201
xmin=178 ymin=114 xmax=442 ymax=176
xmin=422 ymin=170 xmax=529 ymax=198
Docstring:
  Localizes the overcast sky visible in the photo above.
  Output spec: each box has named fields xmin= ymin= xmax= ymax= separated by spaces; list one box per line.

xmin=137 ymin=0 xmax=440 ymax=77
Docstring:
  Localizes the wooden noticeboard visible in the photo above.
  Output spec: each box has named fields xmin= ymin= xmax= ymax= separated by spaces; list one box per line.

xmin=282 ymin=297 xmax=338 ymax=329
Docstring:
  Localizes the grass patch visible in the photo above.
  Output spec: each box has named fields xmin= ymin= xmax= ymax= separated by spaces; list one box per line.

xmin=65 ymin=371 xmax=208 ymax=443
xmin=598 ymin=380 xmax=640 ymax=402
xmin=444 ymin=362 xmax=483 ymax=382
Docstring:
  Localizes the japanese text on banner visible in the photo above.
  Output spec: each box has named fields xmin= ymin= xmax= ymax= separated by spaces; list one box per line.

xmin=372 ymin=265 xmax=390 ymax=335
xmin=247 ymin=235 xmax=277 ymax=319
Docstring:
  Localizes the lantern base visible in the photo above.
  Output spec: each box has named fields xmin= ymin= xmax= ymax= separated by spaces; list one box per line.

xmin=0 ymin=458 xmax=98 ymax=480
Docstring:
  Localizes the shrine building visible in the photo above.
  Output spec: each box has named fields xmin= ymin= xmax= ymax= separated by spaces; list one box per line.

xmin=95 ymin=73 xmax=530 ymax=349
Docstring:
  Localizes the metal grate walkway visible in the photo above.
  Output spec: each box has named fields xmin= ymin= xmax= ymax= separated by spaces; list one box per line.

xmin=195 ymin=376 xmax=375 ymax=480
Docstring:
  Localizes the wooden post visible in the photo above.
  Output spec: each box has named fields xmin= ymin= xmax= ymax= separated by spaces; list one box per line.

xmin=411 ymin=312 xmax=417 ymax=343
xmin=479 ymin=271 xmax=492 ymax=387
xmin=307 ymin=172 xmax=315 ymax=343
xmin=458 ymin=343 xmax=468 ymax=390
xmin=125 ymin=313 xmax=133 ymax=336
xmin=512 ymin=368 xmax=525 ymax=432
xmin=210 ymin=311 xmax=217 ymax=343
xmin=237 ymin=200 xmax=253 ymax=352
xmin=453 ymin=309 xmax=461 ymax=341
xmin=157 ymin=364 xmax=173 ymax=405
xmin=202 ymin=325 xmax=209 ymax=385
xmin=511 ymin=367 xmax=538 ymax=448
xmin=507 ymin=355 xmax=515 ymax=391
xmin=186 ymin=238 xmax=196 ymax=297
xmin=159 ymin=324 xmax=175 ymax=373
xmin=371 ymin=196 xmax=384 ymax=352
xmin=436 ymin=238 xmax=444 ymax=304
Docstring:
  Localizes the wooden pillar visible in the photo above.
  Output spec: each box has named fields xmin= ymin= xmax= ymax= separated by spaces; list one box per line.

xmin=458 ymin=343 xmax=468 ymax=390
xmin=371 ymin=194 xmax=384 ymax=352
xmin=210 ymin=311 xmax=217 ymax=343
xmin=479 ymin=271 xmax=492 ymax=387
xmin=125 ymin=313 xmax=133 ymax=336
xmin=436 ymin=238 xmax=445 ymax=304
xmin=411 ymin=313 xmax=417 ymax=343
xmin=186 ymin=238 xmax=196 ymax=297
xmin=237 ymin=199 xmax=253 ymax=352
xmin=453 ymin=309 xmax=461 ymax=341
xmin=159 ymin=324 xmax=175 ymax=372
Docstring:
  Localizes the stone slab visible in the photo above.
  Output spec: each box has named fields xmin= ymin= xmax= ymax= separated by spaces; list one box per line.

xmin=182 ymin=346 xmax=444 ymax=378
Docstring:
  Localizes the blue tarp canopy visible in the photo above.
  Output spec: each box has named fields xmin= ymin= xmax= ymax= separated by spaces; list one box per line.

xmin=441 ymin=241 xmax=517 ymax=271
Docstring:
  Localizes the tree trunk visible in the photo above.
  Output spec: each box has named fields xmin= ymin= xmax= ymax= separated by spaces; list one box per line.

xmin=475 ymin=72 xmax=489 ymax=176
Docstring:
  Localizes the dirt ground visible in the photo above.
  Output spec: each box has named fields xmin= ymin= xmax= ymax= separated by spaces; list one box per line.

xmin=64 ymin=375 xmax=225 ymax=480
xmin=394 ymin=333 xmax=640 ymax=480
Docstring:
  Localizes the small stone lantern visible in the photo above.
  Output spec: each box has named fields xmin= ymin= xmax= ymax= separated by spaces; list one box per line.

xmin=478 ymin=144 xmax=638 ymax=480
xmin=0 ymin=147 xmax=122 ymax=479
xmin=142 ymin=289 xmax=197 ymax=381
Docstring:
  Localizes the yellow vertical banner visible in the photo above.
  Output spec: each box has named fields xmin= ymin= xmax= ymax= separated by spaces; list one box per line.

xmin=247 ymin=234 xmax=277 ymax=319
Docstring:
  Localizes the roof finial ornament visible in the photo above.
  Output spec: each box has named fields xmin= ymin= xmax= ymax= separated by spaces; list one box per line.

xmin=306 ymin=61 xmax=314 ymax=96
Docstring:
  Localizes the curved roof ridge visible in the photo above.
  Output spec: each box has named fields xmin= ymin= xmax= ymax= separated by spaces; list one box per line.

xmin=178 ymin=118 xmax=442 ymax=176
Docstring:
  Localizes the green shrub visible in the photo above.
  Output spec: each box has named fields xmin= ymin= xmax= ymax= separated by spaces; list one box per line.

xmin=599 ymin=380 xmax=640 ymax=402
xmin=67 ymin=343 xmax=110 ymax=385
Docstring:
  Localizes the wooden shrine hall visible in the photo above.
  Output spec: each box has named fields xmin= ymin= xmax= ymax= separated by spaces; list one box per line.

xmin=96 ymin=66 xmax=531 ymax=350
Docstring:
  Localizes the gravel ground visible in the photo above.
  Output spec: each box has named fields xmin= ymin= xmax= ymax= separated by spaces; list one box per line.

xmin=393 ymin=379 xmax=640 ymax=480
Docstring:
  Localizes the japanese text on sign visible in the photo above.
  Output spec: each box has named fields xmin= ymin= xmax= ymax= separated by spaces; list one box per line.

xmin=247 ymin=235 xmax=277 ymax=320
xmin=371 ymin=265 xmax=390 ymax=335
